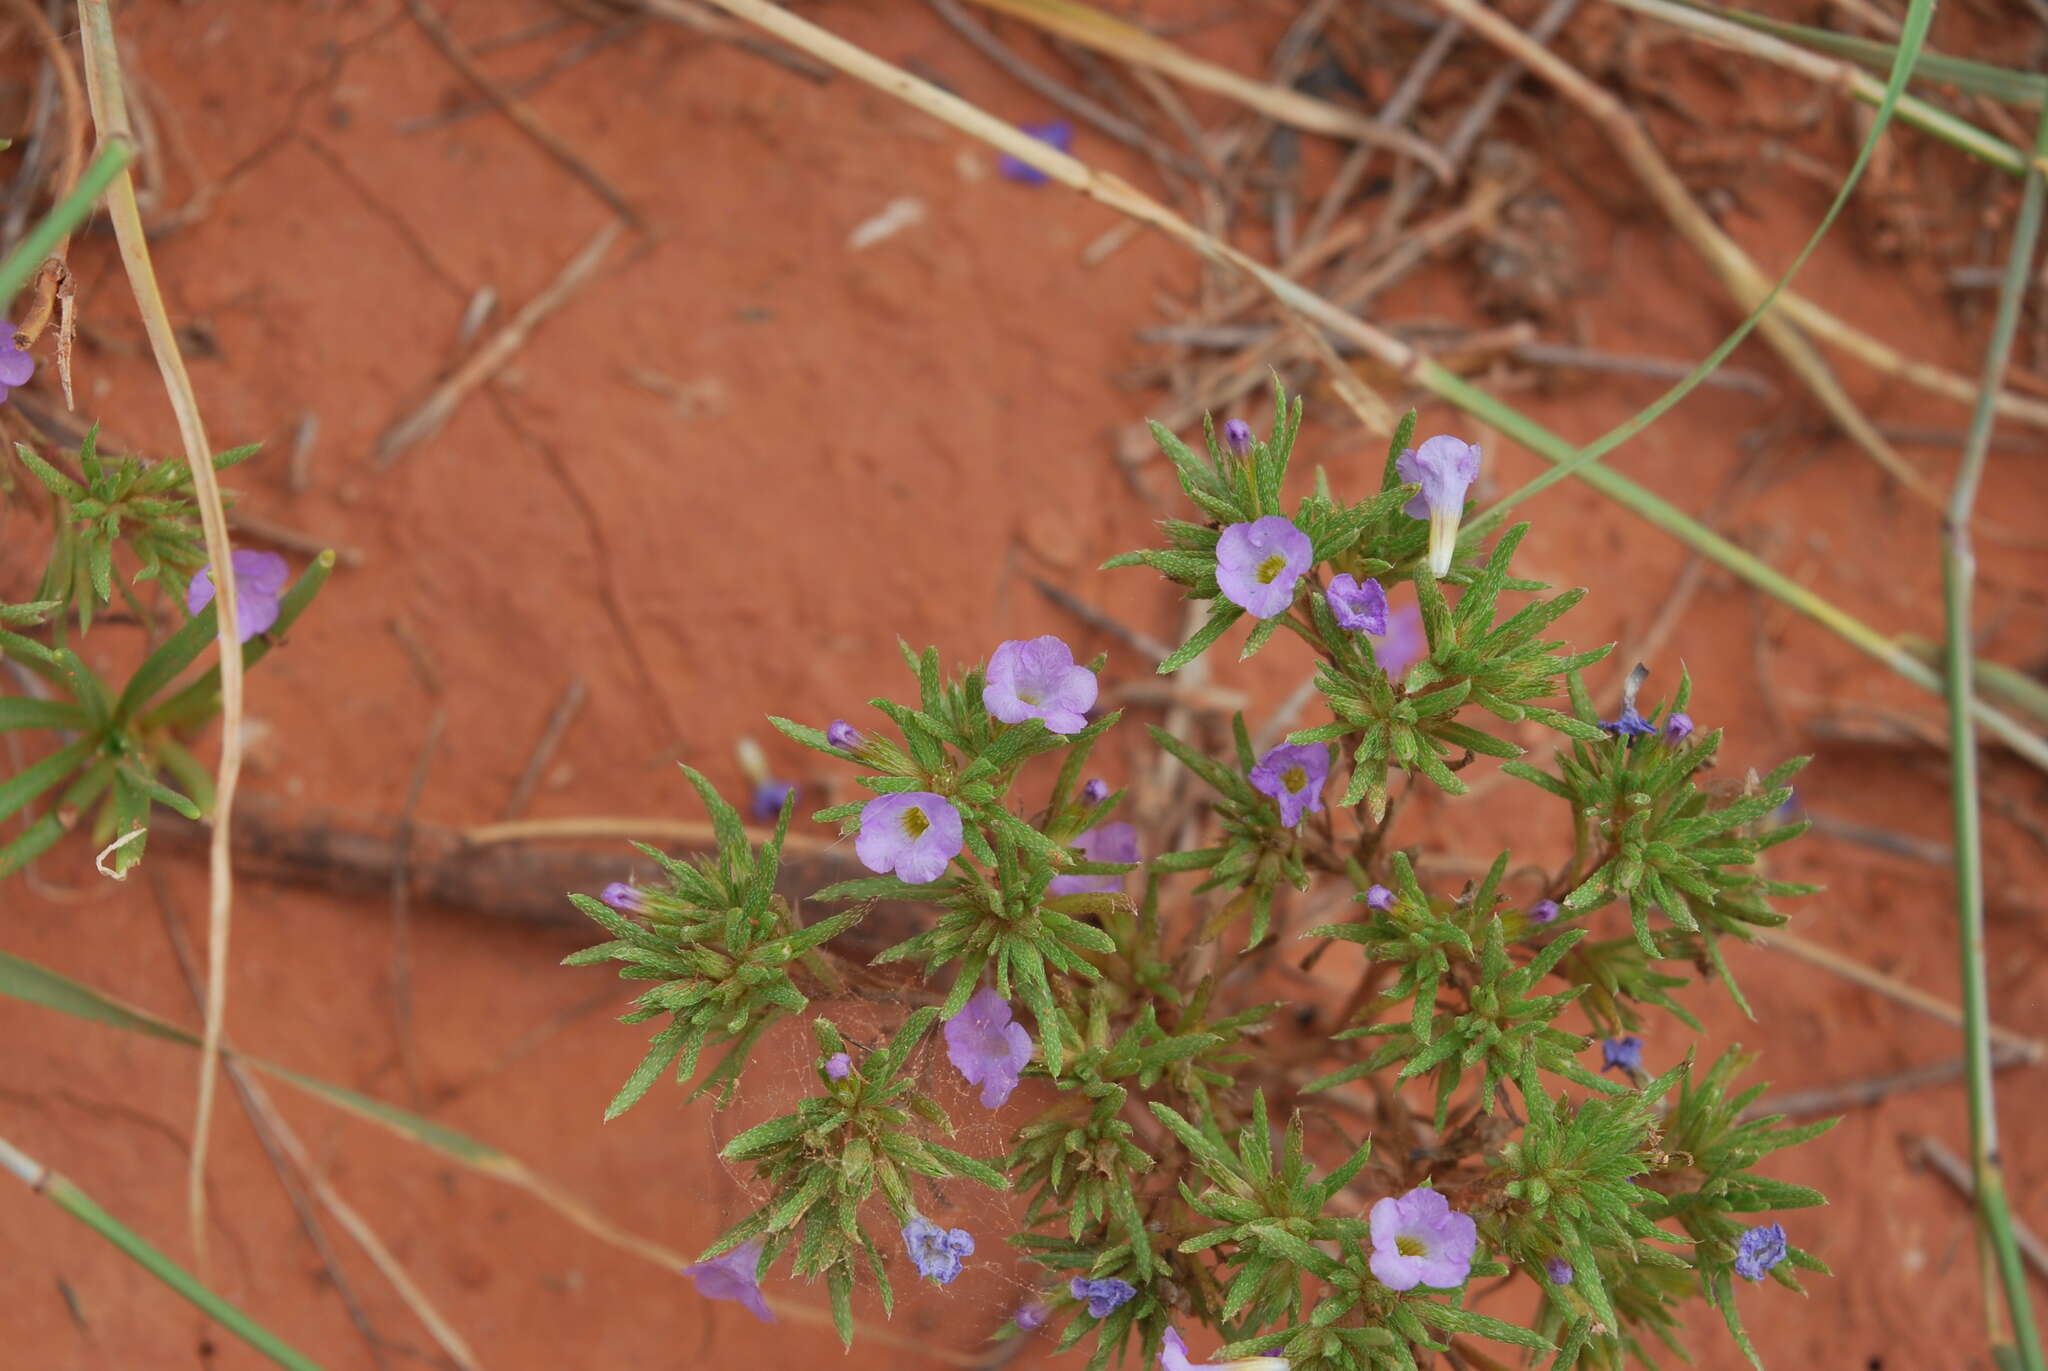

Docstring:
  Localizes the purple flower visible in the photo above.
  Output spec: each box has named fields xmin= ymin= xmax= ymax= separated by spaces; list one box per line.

xmin=1375 ymin=605 xmax=1426 ymax=679
xmin=1545 ymin=1256 xmax=1574 ymax=1286
xmin=1397 ymin=435 xmax=1482 ymax=576
xmin=1215 ymin=516 xmax=1313 ymax=619
xmin=1081 ymin=778 xmax=1110 ymax=805
xmin=1016 ymin=1300 xmax=1050 ymax=1330
xmin=1159 ymin=1328 xmax=1289 ymax=1371
xmin=1601 ymin=1036 xmax=1643 ymax=1074
xmin=1326 ymin=574 xmax=1388 ymax=634
xmin=750 ymin=779 xmax=794 ymax=821
xmin=825 ymin=1052 xmax=852 ymax=1081
xmin=1069 ymin=1275 xmax=1136 ymax=1318
xmin=1601 ymin=706 xmax=1656 ymax=739
xmin=186 ymin=549 xmax=290 ymax=643
xmin=600 ymin=882 xmax=646 ymax=914
xmin=1368 ymin=1186 xmax=1478 ymax=1291
xmin=1249 ymin=743 xmax=1328 ymax=828
xmin=0 ymin=325 xmax=33 ymax=403
xmin=1222 ymin=419 xmax=1254 ymax=455
xmin=1734 ymin=1223 xmax=1787 ymax=1281
xmin=998 ymin=119 xmax=1073 ymax=185
xmin=1664 ymin=712 xmax=1695 ymax=743
xmin=683 ymin=1237 xmax=774 ymax=1324
xmin=827 ymin=719 xmax=862 ymax=751
xmin=944 ymin=987 xmax=1033 ymax=1108
xmin=901 ymin=1215 xmax=975 ymax=1284
xmin=855 ymin=792 xmax=964 ymax=884
xmin=1049 ymin=820 xmax=1138 ymax=896
xmin=1364 ymin=884 xmax=1396 ymax=912
xmin=1529 ymin=899 xmax=1561 ymax=925
xmin=984 ymin=635 xmax=1098 ymax=735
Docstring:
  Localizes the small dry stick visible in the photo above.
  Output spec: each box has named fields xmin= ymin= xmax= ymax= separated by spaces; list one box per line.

xmin=227 ymin=509 xmax=364 ymax=567
xmin=375 ymin=219 xmax=623 ymax=466
xmin=1748 ymin=1045 xmax=2032 ymax=1122
xmin=387 ymin=615 xmax=444 ymax=697
xmin=500 ymin=676 xmax=587 ymax=821
xmin=1031 ymin=577 xmax=1171 ymax=662
xmin=1910 ymin=1135 xmax=2048 ymax=1284
xmin=391 ymin=710 xmax=446 ymax=1109
xmin=6 ymin=0 xmax=88 ymax=350
xmin=285 ymin=411 xmax=319 ymax=495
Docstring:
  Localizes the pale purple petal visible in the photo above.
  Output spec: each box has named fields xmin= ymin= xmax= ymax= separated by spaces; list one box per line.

xmin=1214 ymin=516 xmax=1312 ymax=619
xmin=1326 ymin=574 xmax=1387 ymax=634
xmin=1396 ymin=435 xmax=1482 ymax=520
xmin=0 ymin=334 xmax=36 ymax=389
xmin=856 ymin=792 xmax=964 ymax=883
xmin=1248 ymin=743 xmax=1328 ymax=827
xmin=945 ymin=987 xmax=1033 ymax=1108
xmin=186 ymin=549 xmax=289 ymax=642
xmin=1369 ymin=1186 xmax=1475 ymax=1292
xmin=683 ymin=1237 xmax=775 ymax=1324
xmin=984 ymin=635 xmax=1098 ymax=735
xmin=1374 ymin=605 xmax=1426 ymax=679
xmin=1049 ymin=820 xmax=1138 ymax=895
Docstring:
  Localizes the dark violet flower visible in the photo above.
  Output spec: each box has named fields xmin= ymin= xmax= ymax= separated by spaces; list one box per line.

xmin=1049 ymin=820 xmax=1138 ymax=896
xmin=1601 ymin=706 xmax=1656 ymax=740
xmin=1364 ymin=884 xmax=1396 ymax=912
xmin=1529 ymin=899 xmax=1561 ymax=925
xmin=998 ymin=119 xmax=1073 ymax=185
xmin=855 ymin=792 xmax=964 ymax=884
xmin=1016 ymin=1300 xmax=1050 ymax=1330
xmin=186 ymin=549 xmax=290 ymax=642
xmin=825 ymin=1052 xmax=852 ymax=1081
xmin=1222 ymin=419 xmax=1255 ymax=455
xmin=1081 ymin=778 xmax=1110 ymax=805
xmin=1397 ymin=435 xmax=1482 ymax=575
xmin=1368 ymin=1186 xmax=1478 ymax=1292
xmin=750 ymin=779 xmax=794 ymax=821
xmin=1326 ymin=574 xmax=1388 ymax=634
xmin=683 ymin=1237 xmax=774 ymax=1324
xmin=600 ymin=882 xmax=645 ymax=914
xmin=1159 ymin=1327 xmax=1289 ymax=1371
xmin=0 ymin=325 xmax=33 ymax=403
xmin=984 ymin=635 xmax=1098 ymax=735
xmin=1215 ymin=516 xmax=1313 ymax=619
xmin=901 ymin=1215 xmax=975 ymax=1285
xmin=1601 ymin=1036 xmax=1644 ymax=1075
xmin=1734 ymin=1223 xmax=1788 ymax=1281
xmin=944 ymin=987 xmax=1034 ymax=1108
xmin=1375 ymin=605 xmax=1426 ymax=680
xmin=1664 ymin=712 xmax=1695 ymax=743
xmin=1069 ymin=1275 xmax=1137 ymax=1318
xmin=1249 ymin=742 xmax=1328 ymax=828
xmin=1545 ymin=1256 xmax=1574 ymax=1286
xmin=827 ymin=719 xmax=862 ymax=751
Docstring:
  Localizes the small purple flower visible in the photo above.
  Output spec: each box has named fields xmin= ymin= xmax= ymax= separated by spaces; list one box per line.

xmin=750 ymin=779 xmax=794 ymax=821
xmin=1364 ymin=884 xmax=1396 ymax=912
xmin=1529 ymin=899 xmax=1561 ymax=925
xmin=1601 ymin=1036 xmax=1644 ymax=1075
xmin=1375 ymin=605 xmax=1427 ymax=679
xmin=944 ymin=987 xmax=1034 ymax=1108
xmin=1602 ymin=706 xmax=1656 ymax=739
xmin=1368 ymin=1186 xmax=1478 ymax=1291
xmin=1397 ymin=435 xmax=1482 ymax=576
xmin=1215 ymin=516 xmax=1313 ymax=619
xmin=998 ymin=119 xmax=1073 ymax=185
xmin=1733 ymin=1223 xmax=1788 ymax=1281
xmin=1049 ymin=820 xmax=1138 ymax=896
xmin=1069 ymin=1275 xmax=1136 ymax=1318
xmin=827 ymin=719 xmax=862 ymax=751
xmin=1081 ymin=778 xmax=1110 ymax=806
xmin=1222 ymin=419 xmax=1255 ymax=455
xmin=901 ymin=1215 xmax=975 ymax=1284
xmin=600 ymin=882 xmax=646 ymax=914
xmin=1326 ymin=574 xmax=1388 ymax=634
xmin=855 ymin=792 xmax=964 ymax=884
xmin=1249 ymin=743 xmax=1328 ymax=828
xmin=1545 ymin=1256 xmax=1574 ymax=1286
xmin=186 ymin=549 xmax=290 ymax=643
xmin=1159 ymin=1328 xmax=1289 ymax=1371
xmin=1016 ymin=1300 xmax=1050 ymax=1330
xmin=825 ymin=1052 xmax=852 ymax=1081
xmin=0 ymin=325 xmax=34 ymax=403
xmin=683 ymin=1237 xmax=774 ymax=1324
xmin=984 ymin=635 xmax=1098 ymax=735
xmin=1664 ymin=712 xmax=1695 ymax=743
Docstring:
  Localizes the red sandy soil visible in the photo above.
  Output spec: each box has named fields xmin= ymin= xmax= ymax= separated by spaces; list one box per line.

xmin=3 ymin=2 xmax=2046 ymax=1369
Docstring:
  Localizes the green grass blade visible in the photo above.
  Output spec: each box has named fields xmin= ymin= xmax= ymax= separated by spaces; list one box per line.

xmin=0 ymin=736 xmax=94 ymax=825
xmin=134 ymin=550 xmax=335 ymax=730
xmin=0 ymin=139 xmax=135 ymax=304
xmin=1713 ymin=6 xmax=2047 ymax=106
xmin=0 ymin=1134 xmax=326 ymax=1371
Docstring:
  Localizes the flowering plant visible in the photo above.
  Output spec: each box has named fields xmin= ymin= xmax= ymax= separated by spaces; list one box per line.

xmin=569 ymin=386 xmax=1829 ymax=1369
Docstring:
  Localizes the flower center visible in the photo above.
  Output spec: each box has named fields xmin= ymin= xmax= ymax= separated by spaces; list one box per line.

xmin=1282 ymin=766 xmax=1306 ymax=793
xmin=1396 ymin=1235 xmax=1428 ymax=1258
xmin=900 ymin=805 xmax=931 ymax=840
xmin=1017 ymin=688 xmax=1042 ymax=706
xmin=1255 ymin=553 xmax=1289 ymax=585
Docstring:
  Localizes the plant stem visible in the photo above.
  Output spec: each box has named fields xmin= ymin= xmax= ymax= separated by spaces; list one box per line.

xmin=1942 ymin=104 xmax=2048 ymax=1371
